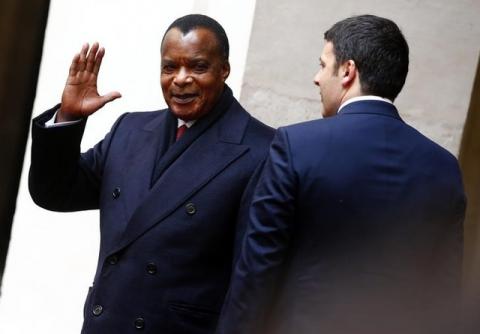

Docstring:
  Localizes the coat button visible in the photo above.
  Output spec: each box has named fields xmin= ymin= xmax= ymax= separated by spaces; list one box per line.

xmin=92 ymin=305 xmax=103 ymax=316
xmin=146 ymin=262 xmax=157 ymax=275
xmin=134 ymin=317 xmax=145 ymax=329
xmin=107 ymin=255 xmax=119 ymax=265
xmin=112 ymin=187 xmax=121 ymax=199
xmin=185 ymin=202 xmax=196 ymax=215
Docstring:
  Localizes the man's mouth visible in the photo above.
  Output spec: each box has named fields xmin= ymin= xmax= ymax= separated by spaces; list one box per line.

xmin=172 ymin=93 xmax=198 ymax=104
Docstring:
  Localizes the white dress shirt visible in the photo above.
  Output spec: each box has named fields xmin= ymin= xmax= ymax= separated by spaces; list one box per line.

xmin=337 ymin=95 xmax=393 ymax=114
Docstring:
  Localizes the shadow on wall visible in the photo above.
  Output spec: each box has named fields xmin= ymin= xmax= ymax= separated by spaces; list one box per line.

xmin=459 ymin=54 xmax=480 ymax=333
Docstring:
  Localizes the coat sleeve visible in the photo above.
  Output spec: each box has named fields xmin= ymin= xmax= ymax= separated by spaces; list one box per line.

xmin=231 ymin=158 xmax=268 ymax=265
xmin=28 ymin=104 xmax=128 ymax=212
xmin=216 ymin=127 xmax=297 ymax=334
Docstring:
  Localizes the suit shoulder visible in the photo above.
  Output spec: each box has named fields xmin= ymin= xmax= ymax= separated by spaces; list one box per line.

xmin=278 ymin=118 xmax=332 ymax=147
xmin=246 ymin=114 xmax=275 ymax=139
xmin=282 ymin=117 xmax=333 ymax=133
xmin=404 ymin=124 xmax=465 ymax=206
xmin=120 ymin=109 xmax=167 ymax=123
xmin=225 ymin=99 xmax=275 ymax=145
xmin=403 ymin=123 xmax=460 ymax=169
xmin=240 ymin=113 xmax=275 ymax=162
xmin=114 ymin=109 xmax=168 ymax=130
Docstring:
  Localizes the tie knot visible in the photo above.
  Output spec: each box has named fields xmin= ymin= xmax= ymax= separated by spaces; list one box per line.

xmin=176 ymin=124 xmax=188 ymax=141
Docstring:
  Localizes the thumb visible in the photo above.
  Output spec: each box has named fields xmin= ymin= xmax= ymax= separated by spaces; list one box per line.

xmin=99 ymin=91 xmax=122 ymax=107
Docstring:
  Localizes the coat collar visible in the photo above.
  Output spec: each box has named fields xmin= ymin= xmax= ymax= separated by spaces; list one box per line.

xmin=339 ymin=100 xmax=403 ymax=121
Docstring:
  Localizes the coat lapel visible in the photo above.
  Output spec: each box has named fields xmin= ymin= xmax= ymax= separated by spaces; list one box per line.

xmin=121 ymin=111 xmax=175 ymax=219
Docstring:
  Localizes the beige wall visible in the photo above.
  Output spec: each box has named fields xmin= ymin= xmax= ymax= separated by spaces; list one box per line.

xmin=242 ymin=0 xmax=480 ymax=156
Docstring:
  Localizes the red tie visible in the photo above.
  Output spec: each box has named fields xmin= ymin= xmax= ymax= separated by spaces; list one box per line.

xmin=176 ymin=124 xmax=188 ymax=141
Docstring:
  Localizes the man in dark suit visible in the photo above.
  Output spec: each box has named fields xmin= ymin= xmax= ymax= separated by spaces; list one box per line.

xmin=29 ymin=14 xmax=274 ymax=333
xmin=216 ymin=15 xmax=465 ymax=334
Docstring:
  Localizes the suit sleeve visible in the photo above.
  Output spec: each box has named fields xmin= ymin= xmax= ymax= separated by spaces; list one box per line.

xmin=28 ymin=104 xmax=127 ymax=212
xmin=217 ymin=128 xmax=297 ymax=334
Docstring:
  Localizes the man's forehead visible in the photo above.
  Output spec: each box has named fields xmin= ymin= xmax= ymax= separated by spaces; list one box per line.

xmin=320 ymin=42 xmax=335 ymax=59
xmin=322 ymin=41 xmax=334 ymax=53
xmin=165 ymin=28 xmax=197 ymax=42
xmin=162 ymin=27 xmax=217 ymax=48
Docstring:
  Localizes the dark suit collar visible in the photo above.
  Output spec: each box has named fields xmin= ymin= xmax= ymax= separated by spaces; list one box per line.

xmin=339 ymin=99 xmax=403 ymax=121
xmin=217 ymin=98 xmax=250 ymax=144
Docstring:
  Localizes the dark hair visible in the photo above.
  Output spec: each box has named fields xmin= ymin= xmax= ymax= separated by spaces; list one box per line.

xmin=324 ymin=15 xmax=409 ymax=101
xmin=162 ymin=14 xmax=229 ymax=61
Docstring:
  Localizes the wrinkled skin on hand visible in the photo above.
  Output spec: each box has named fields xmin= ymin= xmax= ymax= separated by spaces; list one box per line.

xmin=57 ymin=42 xmax=121 ymax=122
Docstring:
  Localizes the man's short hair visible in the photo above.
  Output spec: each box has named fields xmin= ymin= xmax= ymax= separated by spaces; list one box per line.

xmin=324 ymin=15 xmax=409 ymax=101
xmin=162 ymin=14 xmax=229 ymax=61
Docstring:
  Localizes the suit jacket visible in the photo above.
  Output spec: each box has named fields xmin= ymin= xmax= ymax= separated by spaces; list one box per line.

xmin=216 ymin=100 xmax=465 ymax=334
xmin=29 ymin=87 xmax=274 ymax=334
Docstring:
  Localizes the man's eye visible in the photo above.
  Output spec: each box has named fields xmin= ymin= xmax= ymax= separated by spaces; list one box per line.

xmin=162 ymin=65 xmax=176 ymax=73
xmin=193 ymin=64 xmax=209 ymax=72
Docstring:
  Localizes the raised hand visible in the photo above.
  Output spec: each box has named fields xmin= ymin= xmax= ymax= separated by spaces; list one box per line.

xmin=57 ymin=42 xmax=122 ymax=122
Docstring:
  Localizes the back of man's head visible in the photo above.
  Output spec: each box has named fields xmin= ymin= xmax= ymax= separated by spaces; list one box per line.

xmin=324 ymin=15 xmax=409 ymax=101
xmin=162 ymin=14 xmax=229 ymax=61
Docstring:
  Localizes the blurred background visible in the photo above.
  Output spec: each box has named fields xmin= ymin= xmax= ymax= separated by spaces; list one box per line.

xmin=0 ymin=0 xmax=479 ymax=332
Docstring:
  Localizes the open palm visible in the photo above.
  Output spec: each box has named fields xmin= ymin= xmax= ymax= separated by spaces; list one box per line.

xmin=58 ymin=42 xmax=121 ymax=122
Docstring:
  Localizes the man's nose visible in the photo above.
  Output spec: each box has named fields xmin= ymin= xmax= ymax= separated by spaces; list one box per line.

xmin=313 ymin=70 xmax=321 ymax=86
xmin=173 ymin=68 xmax=193 ymax=86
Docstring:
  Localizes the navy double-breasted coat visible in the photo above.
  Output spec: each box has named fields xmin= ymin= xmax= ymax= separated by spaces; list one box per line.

xmin=29 ymin=88 xmax=274 ymax=333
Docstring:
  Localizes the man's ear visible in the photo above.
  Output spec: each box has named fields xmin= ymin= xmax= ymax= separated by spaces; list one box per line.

xmin=222 ymin=61 xmax=231 ymax=81
xmin=341 ymin=60 xmax=356 ymax=87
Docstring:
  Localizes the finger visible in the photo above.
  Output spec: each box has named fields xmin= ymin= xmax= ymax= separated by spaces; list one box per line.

xmin=77 ymin=43 xmax=89 ymax=72
xmin=99 ymin=91 xmax=122 ymax=107
xmin=92 ymin=47 xmax=105 ymax=76
xmin=68 ymin=53 xmax=81 ymax=76
xmin=86 ymin=42 xmax=100 ymax=73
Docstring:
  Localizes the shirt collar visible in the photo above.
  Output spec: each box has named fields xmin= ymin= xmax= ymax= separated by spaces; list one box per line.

xmin=177 ymin=119 xmax=196 ymax=128
xmin=337 ymin=95 xmax=393 ymax=114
